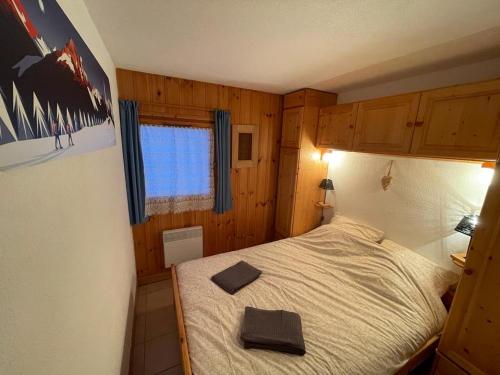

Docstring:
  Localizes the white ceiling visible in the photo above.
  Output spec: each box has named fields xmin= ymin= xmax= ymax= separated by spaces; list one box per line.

xmin=83 ymin=0 xmax=500 ymax=94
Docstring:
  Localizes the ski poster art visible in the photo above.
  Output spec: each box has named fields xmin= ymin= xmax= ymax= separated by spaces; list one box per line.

xmin=0 ymin=0 xmax=115 ymax=170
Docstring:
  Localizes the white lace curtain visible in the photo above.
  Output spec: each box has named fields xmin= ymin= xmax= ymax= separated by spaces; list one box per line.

xmin=140 ymin=125 xmax=214 ymax=215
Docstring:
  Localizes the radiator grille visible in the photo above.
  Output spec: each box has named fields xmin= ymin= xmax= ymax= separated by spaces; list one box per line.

xmin=163 ymin=226 xmax=203 ymax=266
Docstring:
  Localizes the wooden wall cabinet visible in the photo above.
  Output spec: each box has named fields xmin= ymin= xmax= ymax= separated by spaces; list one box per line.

xmin=319 ymin=79 xmax=500 ymax=161
xmin=411 ymin=80 xmax=500 ymax=160
xmin=281 ymin=108 xmax=304 ymax=148
xmin=317 ymin=103 xmax=358 ymax=150
xmin=274 ymin=148 xmax=299 ymax=236
xmin=275 ymin=89 xmax=336 ymax=238
xmin=353 ymin=93 xmax=420 ymax=154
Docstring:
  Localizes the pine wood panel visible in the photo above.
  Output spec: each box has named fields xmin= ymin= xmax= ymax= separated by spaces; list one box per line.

xmin=293 ymin=105 xmax=329 ymax=236
xmin=353 ymin=93 xmax=420 ymax=154
xmin=275 ymin=89 xmax=336 ymax=238
xmin=411 ymin=79 xmax=500 ymax=161
xmin=281 ymin=107 xmax=304 ymax=148
xmin=437 ymin=160 xmax=500 ymax=375
xmin=116 ymin=69 xmax=282 ymax=280
xmin=317 ymin=103 xmax=358 ymax=150
xmin=274 ymin=148 xmax=299 ymax=237
xmin=284 ymin=88 xmax=338 ymax=109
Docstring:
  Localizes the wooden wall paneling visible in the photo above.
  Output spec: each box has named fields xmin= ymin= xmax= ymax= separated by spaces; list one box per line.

xmin=144 ymin=215 xmax=160 ymax=274
xmin=218 ymin=85 xmax=230 ymax=110
xmin=266 ymin=95 xmax=282 ymax=241
xmin=132 ymin=224 xmax=147 ymax=276
xmin=231 ymin=87 xmax=245 ymax=249
xmin=148 ymin=74 xmax=166 ymax=104
xmin=132 ymin=71 xmax=151 ymax=103
xmin=229 ymin=87 xmax=249 ymax=250
xmin=165 ymin=77 xmax=181 ymax=105
xmin=261 ymin=93 xmax=275 ymax=242
xmin=180 ymin=79 xmax=194 ymax=106
xmin=206 ymin=212 xmax=218 ymax=257
xmin=235 ymin=168 xmax=248 ymax=249
xmin=116 ymin=69 xmax=282 ymax=281
xmin=255 ymin=92 xmax=269 ymax=245
xmin=205 ymin=83 xmax=218 ymax=108
xmin=228 ymin=88 xmax=241 ymax=252
xmin=193 ymin=81 xmax=206 ymax=107
xmin=116 ymin=69 xmax=135 ymax=99
xmin=246 ymin=162 xmax=257 ymax=247
xmin=241 ymin=89 xmax=258 ymax=247
xmin=158 ymin=212 xmax=172 ymax=261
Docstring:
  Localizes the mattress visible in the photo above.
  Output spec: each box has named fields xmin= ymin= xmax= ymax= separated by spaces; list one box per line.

xmin=176 ymin=224 xmax=458 ymax=374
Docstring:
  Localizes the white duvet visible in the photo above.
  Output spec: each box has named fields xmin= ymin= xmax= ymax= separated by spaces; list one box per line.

xmin=177 ymin=224 xmax=458 ymax=375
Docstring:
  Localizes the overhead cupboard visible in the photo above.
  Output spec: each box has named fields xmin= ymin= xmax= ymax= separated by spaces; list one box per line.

xmin=317 ymin=78 xmax=500 ymax=160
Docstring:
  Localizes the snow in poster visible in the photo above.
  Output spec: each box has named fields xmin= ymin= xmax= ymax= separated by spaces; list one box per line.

xmin=0 ymin=0 xmax=115 ymax=170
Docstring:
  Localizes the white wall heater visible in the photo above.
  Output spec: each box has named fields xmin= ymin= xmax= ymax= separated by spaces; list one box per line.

xmin=163 ymin=226 xmax=203 ymax=267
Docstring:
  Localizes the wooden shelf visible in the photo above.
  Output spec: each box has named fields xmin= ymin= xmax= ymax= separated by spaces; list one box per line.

xmin=315 ymin=202 xmax=334 ymax=208
xmin=450 ymin=252 xmax=467 ymax=268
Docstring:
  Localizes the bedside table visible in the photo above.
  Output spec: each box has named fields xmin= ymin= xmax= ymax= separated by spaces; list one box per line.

xmin=450 ymin=251 xmax=467 ymax=268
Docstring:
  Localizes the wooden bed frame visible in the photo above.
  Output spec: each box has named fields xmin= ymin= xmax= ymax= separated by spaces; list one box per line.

xmin=172 ymin=264 xmax=446 ymax=375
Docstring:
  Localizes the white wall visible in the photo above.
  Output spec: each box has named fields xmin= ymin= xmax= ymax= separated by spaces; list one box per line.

xmin=0 ymin=1 xmax=136 ymax=375
xmin=324 ymin=60 xmax=499 ymax=271
xmin=325 ymin=152 xmax=491 ymax=270
xmin=337 ymin=57 xmax=500 ymax=103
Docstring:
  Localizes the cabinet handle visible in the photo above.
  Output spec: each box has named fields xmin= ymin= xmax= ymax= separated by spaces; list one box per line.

xmin=415 ymin=121 xmax=424 ymax=127
xmin=349 ymin=125 xmax=354 ymax=129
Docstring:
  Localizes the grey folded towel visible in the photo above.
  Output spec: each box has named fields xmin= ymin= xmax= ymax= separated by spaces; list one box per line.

xmin=240 ymin=306 xmax=306 ymax=356
xmin=211 ymin=261 xmax=262 ymax=294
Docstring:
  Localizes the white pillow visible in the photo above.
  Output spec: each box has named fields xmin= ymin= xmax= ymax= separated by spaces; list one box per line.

xmin=381 ymin=239 xmax=459 ymax=296
xmin=328 ymin=215 xmax=385 ymax=243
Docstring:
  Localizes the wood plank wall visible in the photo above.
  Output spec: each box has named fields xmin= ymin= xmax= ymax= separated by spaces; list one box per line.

xmin=116 ymin=69 xmax=283 ymax=281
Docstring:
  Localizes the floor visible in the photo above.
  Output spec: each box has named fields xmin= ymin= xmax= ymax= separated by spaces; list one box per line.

xmin=131 ymin=279 xmax=182 ymax=375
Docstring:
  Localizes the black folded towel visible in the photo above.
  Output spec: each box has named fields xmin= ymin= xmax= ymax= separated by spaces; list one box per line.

xmin=211 ymin=261 xmax=262 ymax=295
xmin=240 ymin=306 xmax=306 ymax=356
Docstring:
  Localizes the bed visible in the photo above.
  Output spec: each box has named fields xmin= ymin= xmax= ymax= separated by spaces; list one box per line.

xmin=172 ymin=218 xmax=458 ymax=375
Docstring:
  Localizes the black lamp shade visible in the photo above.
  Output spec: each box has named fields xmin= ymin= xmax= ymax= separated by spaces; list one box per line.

xmin=319 ymin=178 xmax=334 ymax=191
xmin=455 ymin=215 xmax=478 ymax=237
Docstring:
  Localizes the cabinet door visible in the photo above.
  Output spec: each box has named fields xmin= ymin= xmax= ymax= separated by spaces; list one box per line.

xmin=437 ymin=161 xmax=500 ymax=375
xmin=411 ymin=80 xmax=500 ymax=160
xmin=353 ymin=93 xmax=420 ymax=154
xmin=274 ymin=148 xmax=299 ymax=237
xmin=281 ymin=107 xmax=304 ymax=148
xmin=284 ymin=89 xmax=305 ymax=109
xmin=317 ymin=103 xmax=358 ymax=150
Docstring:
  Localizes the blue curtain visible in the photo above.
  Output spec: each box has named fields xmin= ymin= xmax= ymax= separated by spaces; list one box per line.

xmin=214 ymin=109 xmax=233 ymax=213
xmin=119 ymin=100 xmax=146 ymax=224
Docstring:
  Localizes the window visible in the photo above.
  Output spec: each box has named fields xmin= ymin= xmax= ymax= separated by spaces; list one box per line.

xmin=140 ymin=125 xmax=214 ymax=215
xmin=232 ymin=124 xmax=259 ymax=168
